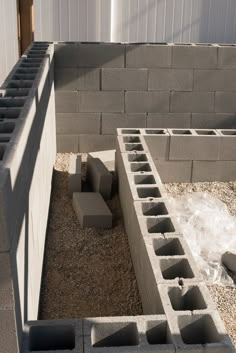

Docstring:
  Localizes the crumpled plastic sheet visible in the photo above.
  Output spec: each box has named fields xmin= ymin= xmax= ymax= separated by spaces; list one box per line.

xmin=168 ymin=192 xmax=236 ymax=287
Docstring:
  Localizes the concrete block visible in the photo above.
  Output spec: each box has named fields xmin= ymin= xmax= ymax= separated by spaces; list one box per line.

xmin=168 ymin=129 xmax=221 ymax=161
xmin=78 ymin=135 xmax=116 ymax=152
xmin=0 ymin=107 xmax=22 ymax=120
xmin=125 ymin=91 xmax=169 ymax=113
xmin=54 ymin=68 xmax=78 ymax=90
xmin=0 ymin=310 xmax=18 ymax=353
xmin=116 ymin=135 xmax=149 ymax=153
xmin=78 ymin=91 xmax=124 ymax=113
xmin=215 ymin=92 xmax=236 ymax=113
xmin=218 ymin=129 xmax=236 ymax=160
xmin=56 ymin=113 xmax=100 ymax=134
xmin=154 ymin=160 xmax=192 ymax=183
xmin=170 ymin=92 xmax=214 ymax=113
xmin=87 ymin=157 xmax=112 ymax=200
xmin=77 ymin=68 xmax=100 ymax=90
xmin=72 ymin=192 xmax=112 ymax=228
xmin=192 ymin=161 xmax=236 ymax=182
xmin=172 ymin=45 xmax=217 ymax=68
xmin=101 ymin=113 xmax=146 ymax=135
xmin=0 ymin=253 xmax=14 ymax=309
xmin=126 ymin=44 xmax=172 ymax=68
xmin=218 ymin=45 xmax=236 ymax=69
xmin=116 ymin=128 xmax=142 ymax=135
xmin=222 ymin=251 xmax=236 ymax=274
xmin=7 ymin=80 xmax=33 ymax=89
xmin=88 ymin=150 xmax=115 ymax=172
xmin=68 ymin=155 xmax=82 ymax=197
xmin=102 ymin=68 xmax=147 ymax=90
xmin=147 ymin=113 xmax=191 ymax=128
xmin=0 ymin=97 xmax=26 ymax=108
xmin=141 ymin=216 xmax=182 ymax=238
xmin=54 ymin=43 xmax=78 ymax=68
xmin=78 ymin=43 xmax=125 ymax=68
xmin=144 ymin=129 xmax=170 ymax=160
xmin=55 ymin=91 xmax=78 ymax=113
xmin=191 ymin=113 xmax=236 ymax=129
xmin=56 ymin=135 xmax=79 ymax=153
xmin=194 ymin=69 xmax=236 ymax=91
xmin=55 ymin=68 xmax=100 ymax=91
xmin=148 ymin=69 xmax=193 ymax=91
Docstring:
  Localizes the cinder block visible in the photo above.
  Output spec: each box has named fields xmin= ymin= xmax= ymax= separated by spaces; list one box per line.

xmin=0 ymin=97 xmax=26 ymax=108
xmin=222 ymin=251 xmax=236 ymax=274
xmin=0 ymin=253 xmax=14 ymax=309
xmin=191 ymin=113 xmax=236 ymax=129
xmin=72 ymin=192 xmax=112 ymax=228
xmin=54 ymin=43 xmax=78 ymax=68
xmin=87 ymin=158 xmax=112 ymax=200
xmin=143 ymin=129 xmax=170 ymax=160
xmin=68 ymin=155 xmax=81 ymax=197
xmin=102 ymin=68 xmax=147 ymax=90
xmin=215 ymin=92 xmax=236 ymax=113
xmin=116 ymin=135 xmax=149 ymax=153
xmin=172 ymin=45 xmax=217 ymax=69
xmin=218 ymin=45 xmax=236 ymax=69
xmin=192 ymin=161 xmax=236 ymax=182
xmin=218 ymin=129 xmax=236 ymax=160
xmin=78 ymin=91 xmax=124 ymax=113
xmin=78 ymin=43 xmax=125 ymax=68
xmin=56 ymin=113 xmax=100 ymax=134
xmin=54 ymin=68 xmax=78 ymax=90
xmin=55 ymin=91 xmax=78 ymax=113
xmin=139 ymin=215 xmax=182 ymax=238
xmin=154 ymin=160 xmax=192 ymax=183
xmin=6 ymin=80 xmax=33 ymax=89
xmin=170 ymin=92 xmax=214 ymax=113
xmin=55 ymin=68 xmax=100 ymax=91
xmin=194 ymin=69 xmax=236 ymax=91
xmin=56 ymin=135 xmax=79 ymax=153
xmin=168 ymin=129 xmax=221 ymax=161
xmin=0 ymin=310 xmax=18 ymax=353
xmin=148 ymin=69 xmax=193 ymax=91
xmin=78 ymin=135 xmax=116 ymax=152
xmin=101 ymin=113 xmax=146 ymax=135
xmin=126 ymin=44 xmax=172 ymax=68
xmin=77 ymin=68 xmax=100 ymax=90
xmin=88 ymin=150 xmax=115 ymax=172
xmin=147 ymin=113 xmax=191 ymax=128
xmin=125 ymin=91 xmax=169 ymax=113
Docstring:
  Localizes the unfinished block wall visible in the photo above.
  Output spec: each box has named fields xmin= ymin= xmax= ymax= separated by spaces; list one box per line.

xmin=0 ymin=43 xmax=56 ymax=352
xmin=54 ymin=42 xmax=236 ymax=153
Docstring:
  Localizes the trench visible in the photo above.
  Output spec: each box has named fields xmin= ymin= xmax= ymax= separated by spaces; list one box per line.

xmin=39 ymin=153 xmax=143 ymax=319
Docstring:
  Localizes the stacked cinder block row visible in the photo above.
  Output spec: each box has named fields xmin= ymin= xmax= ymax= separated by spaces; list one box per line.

xmin=115 ymin=129 xmax=234 ymax=352
xmin=0 ymin=42 xmax=56 ymax=353
xmin=117 ymin=128 xmax=236 ymax=182
xmin=55 ymin=42 xmax=236 ymax=153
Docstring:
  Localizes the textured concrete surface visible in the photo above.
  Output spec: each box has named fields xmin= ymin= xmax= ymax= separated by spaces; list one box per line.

xmin=68 ymin=154 xmax=81 ymax=196
xmin=87 ymin=157 xmax=112 ymax=200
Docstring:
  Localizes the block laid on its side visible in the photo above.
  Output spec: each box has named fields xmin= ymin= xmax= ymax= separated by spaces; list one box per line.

xmin=73 ymin=193 xmax=112 ymax=228
xmin=88 ymin=150 xmax=115 ymax=172
xmin=68 ymin=155 xmax=82 ymax=197
xmin=87 ymin=158 xmax=112 ymax=200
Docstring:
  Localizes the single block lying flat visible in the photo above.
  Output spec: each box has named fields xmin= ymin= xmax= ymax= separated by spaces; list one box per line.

xmin=87 ymin=157 xmax=112 ymax=200
xmin=72 ymin=192 xmax=112 ymax=228
xmin=68 ymin=155 xmax=81 ymax=196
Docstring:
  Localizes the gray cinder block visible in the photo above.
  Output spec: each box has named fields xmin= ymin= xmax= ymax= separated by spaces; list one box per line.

xmin=215 ymin=92 xmax=236 ymax=113
xmin=57 ymin=135 xmax=79 ymax=153
xmin=154 ymin=160 xmax=193 ymax=183
xmin=222 ymin=251 xmax=236 ymax=274
xmin=88 ymin=150 xmax=115 ymax=172
xmin=55 ymin=68 xmax=100 ymax=91
xmin=147 ymin=113 xmax=191 ymax=129
xmin=78 ymin=135 xmax=116 ymax=152
xmin=192 ymin=161 xmax=236 ymax=182
xmin=0 ymin=253 xmax=14 ymax=309
xmin=218 ymin=45 xmax=236 ymax=69
xmin=54 ymin=43 xmax=78 ymax=68
xmin=172 ymin=45 xmax=217 ymax=69
xmin=144 ymin=129 xmax=170 ymax=160
xmin=125 ymin=91 xmax=169 ymax=113
xmin=191 ymin=113 xmax=236 ymax=129
xmin=168 ymin=129 xmax=221 ymax=161
xmin=126 ymin=44 xmax=172 ymax=68
xmin=87 ymin=157 xmax=112 ymax=200
xmin=78 ymin=91 xmax=124 ymax=113
xmin=54 ymin=68 xmax=78 ymax=90
xmin=218 ymin=129 xmax=236 ymax=160
xmin=101 ymin=113 xmax=146 ymax=135
xmin=78 ymin=43 xmax=125 ymax=68
xmin=148 ymin=69 xmax=193 ymax=91
xmin=72 ymin=192 xmax=112 ymax=228
xmin=55 ymin=91 xmax=78 ymax=113
xmin=68 ymin=155 xmax=82 ymax=197
xmin=102 ymin=68 xmax=147 ymax=90
xmin=194 ymin=69 xmax=236 ymax=92
xmin=170 ymin=92 xmax=214 ymax=113
xmin=56 ymin=113 xmax=100 ymax=135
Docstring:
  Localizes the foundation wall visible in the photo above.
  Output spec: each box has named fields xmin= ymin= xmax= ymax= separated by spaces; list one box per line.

xmin=54 ymin=42 xmax=236 ymax=153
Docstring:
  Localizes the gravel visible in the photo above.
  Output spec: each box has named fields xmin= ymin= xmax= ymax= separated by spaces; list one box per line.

xmin=165 ymin=182 xmax=236 ymax=347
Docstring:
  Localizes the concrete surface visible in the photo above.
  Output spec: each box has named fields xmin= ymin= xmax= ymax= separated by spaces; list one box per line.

xmin=68 ymin=154 xmax=82 ymax=197
xmin=88 ymin=150 xmax=115 ymax=172
xmin=87 ymin=157 xmax=112 ymax=200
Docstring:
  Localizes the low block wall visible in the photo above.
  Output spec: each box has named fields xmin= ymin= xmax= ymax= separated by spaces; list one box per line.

xmin=0 ymin=43 xmax=56 ymax=352
xmin=54 ymin=42 xmax=236 ymax=153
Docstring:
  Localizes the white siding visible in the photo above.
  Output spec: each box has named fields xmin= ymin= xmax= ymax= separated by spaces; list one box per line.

xmin=0 ymin=0 xmax=19 ymax=85
xmin=34 ymin=0 xmax=236 ymax=44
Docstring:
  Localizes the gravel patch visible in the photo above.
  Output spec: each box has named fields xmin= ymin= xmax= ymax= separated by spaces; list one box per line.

xmin=39 ymin=153 xmax=143 ymax=319
xmin=165 ymin=182 xmax=236 ymax=347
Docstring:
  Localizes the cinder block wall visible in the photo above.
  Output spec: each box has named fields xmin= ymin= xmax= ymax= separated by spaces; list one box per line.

xmin=55 ymin=42 xmax=236 ymax=153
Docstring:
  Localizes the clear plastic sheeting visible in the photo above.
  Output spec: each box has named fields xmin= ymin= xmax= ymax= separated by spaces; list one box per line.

xmin=169 ymin=192 xmax=236 ymax=287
